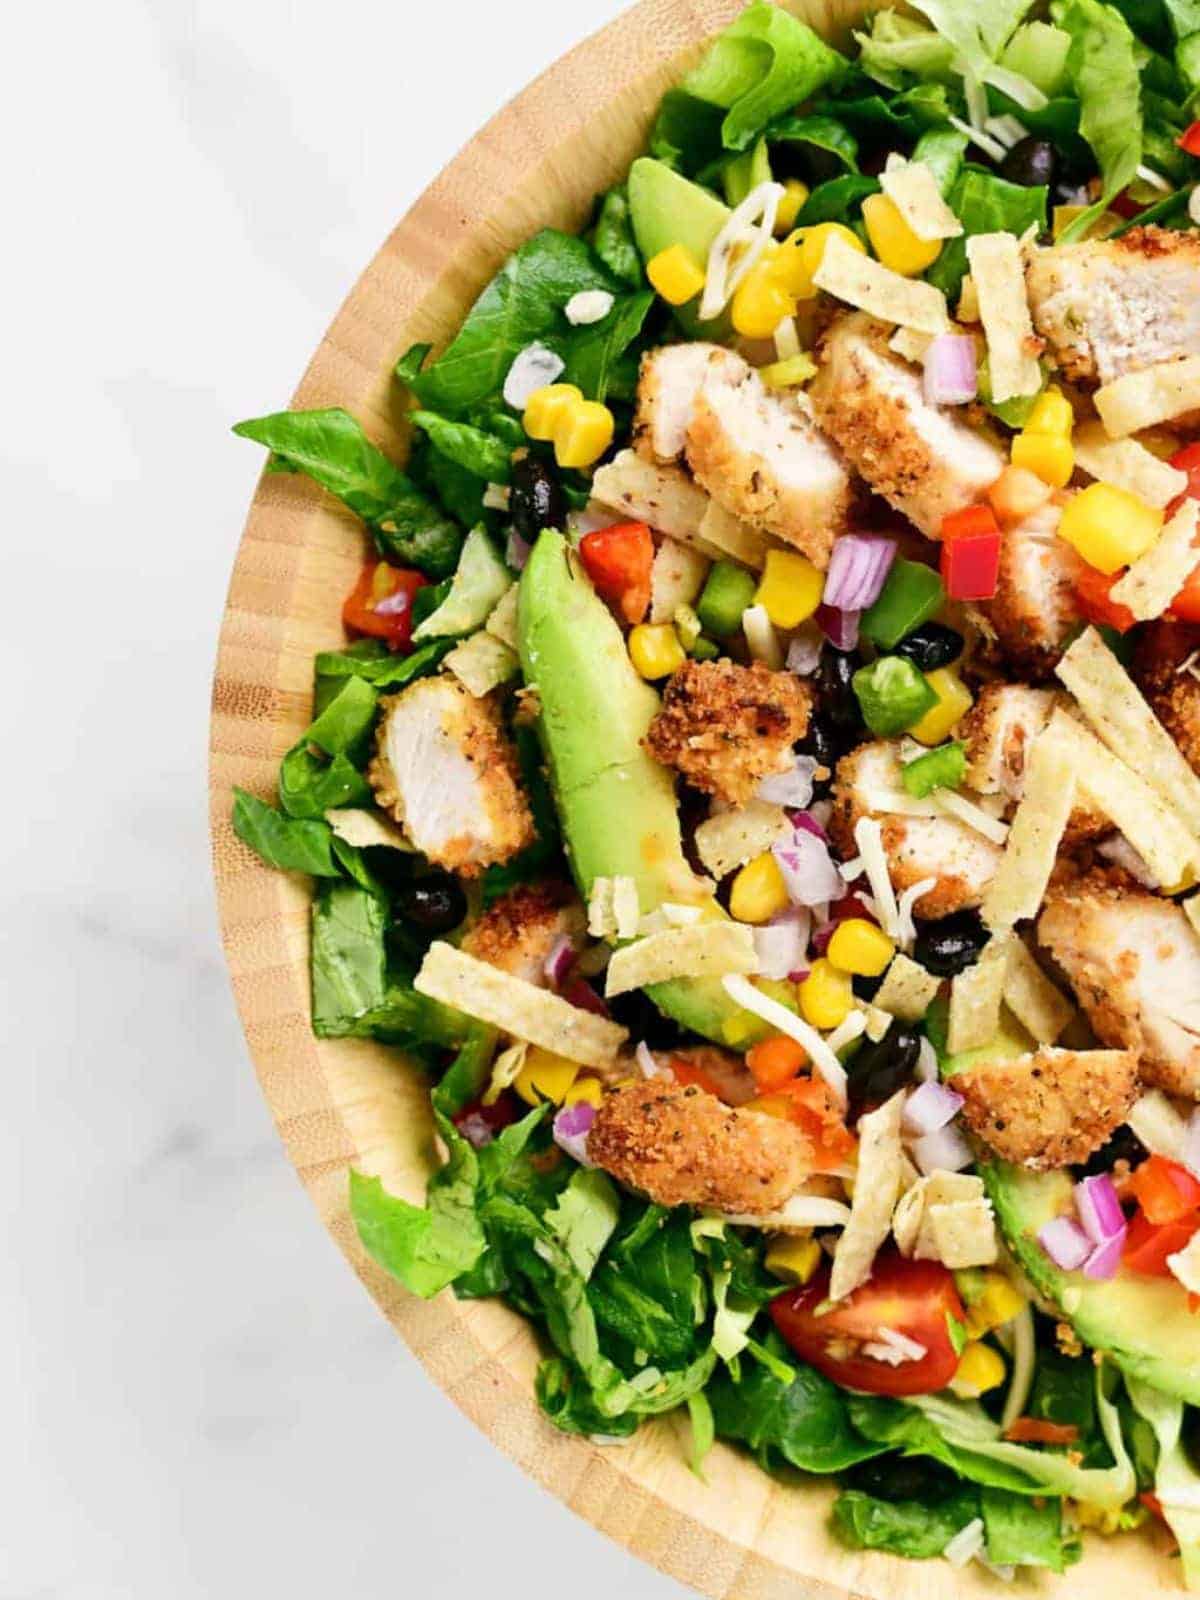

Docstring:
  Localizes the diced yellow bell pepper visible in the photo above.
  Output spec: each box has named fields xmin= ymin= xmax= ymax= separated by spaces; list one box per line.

xmin=523 ymin=384 xmax=583 ymax=442
xmin=646 ymin=243 xmax=706 ymax=306
xmin=798 ymin=958 xmax=854 ymax=1030
xmin=555 ymin=399 xmax=615 ymax=469
xmin=827 ymin=918 xmax=895 ymax=978
xmin=774 ymin=222 xmax=865 ymax=299
xmin=1010 ymin=429 xmax=1075 ymax=488
xmin=1058 ymin=481 xmax=1164 ymax=575
xmin=774 ymin=178 xmax=811 ymax=236
xmin=950 ymin=1341 xmax=1007 ymax=1398
xmin=730 ymin=852 xmax=791 ymax=925
xmin=765 ymin=1232 xmax=823 ymax=1284
xmin=754 ymin=548 xmax=825 ymax=628
xmin=963 ymin=1271 xmax=1026 ymax=1338
xmin=759 ymin=352 xmax=817 ymax=390
xmin=628 ymin=622 xmax=686 ymax=680
xmin=909 ymin=667 xmax=973 ymax=747
xmin=1024 ymin=385 xmax=1074 ymax=437
xmin=564 ymin=1075 xmax=605 ymax=1109
xmin=731 ymin=256 xmax=796 ymax=339
xmin=861 ymin=192 xmax=942 ymax=277
xmin=515 ymin=1047 xmax=582 ymax=1106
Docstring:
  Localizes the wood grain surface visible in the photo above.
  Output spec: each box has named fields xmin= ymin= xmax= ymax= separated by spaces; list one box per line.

xmin=208 ymin=0 xmax=1182 ymax=1591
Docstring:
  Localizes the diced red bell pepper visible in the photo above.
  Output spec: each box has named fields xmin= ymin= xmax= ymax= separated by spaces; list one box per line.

xmin=940 ymin=529 xmax=1001 ymax=600
xmin=941 ymin=503 xmax=1000 ymax=542
xmin=342 ymin=561 xmax=427 ymax=651
xmin=1128 ymin=1154 xmax=1200 ymax=1224
xmin=1179 ymin=121 xmax=1200 ymax=157
xmin=1124 ymin=1209 xmax=1200 ymax=1276
xmin=579 ymin=521 xmax=654 ymax=624
xmin=779 ymin=1075 xmax=858 ymax=1170
xmin=1165 ymin=443 xmax=1200 ymax=620
xmin=1075 ymin=562 xmax=1138 ymax=633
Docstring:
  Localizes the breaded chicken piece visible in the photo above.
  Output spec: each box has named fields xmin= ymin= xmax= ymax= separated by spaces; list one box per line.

xmin=633 ymin=342 xmax=722 ymax=463
xmin=809 ymin=312 xmax=1006 ymax=538
xmin=1026 ymin=227 xmax=1200 ymax=386
xmin=368 ymin=676 xmax=534 ymax=877
xmin=1039 ymin=873 xmax=1200 ymax=1100
xmin=684 ymin=348 xmax=853 ymax=569
xmin=962 ymin=682 xmax=1108 ymax=842
xmin=588 ymin=1081 xmax=811 ymax=1213
xmin=643 ymin=658 xmax=810 ymax=806
xmin=1132 ymin=620 xmax=1200 ymax=778
xmin=978 ymin=498 xmax=1084 ymax=681
xmin=830 ymin=741 xmax=1003 ymax=918
xmin=460 ymin=883 xmax=586 ymax=984
xmin=955 ymin=1045 xmax=1139 ymax=1169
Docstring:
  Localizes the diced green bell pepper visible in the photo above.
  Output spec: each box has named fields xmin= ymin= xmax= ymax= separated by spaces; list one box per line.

xmin=861 ymin=558 xmax=945 ymax=649
xmin=853 ymin=656 xmax=939 ymax=736
xmin=697 ymin=560 xmax=758 ymax=637
xmin=901 ymin=740 xmax=967 ymax=797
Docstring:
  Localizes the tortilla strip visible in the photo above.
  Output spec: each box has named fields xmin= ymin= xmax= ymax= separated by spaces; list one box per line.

xmin=605 ymin=921 xmax=757 ymax=996
xmin=1095 ymin=355 xmax=1200 ymax=438
xmin=814 ymin=233 xmax=950 ymax=336
xmin=830 ymin=1091 xmax=906 ymax=1301
xmin=982 ymin=730 xmax=1076 ymax=930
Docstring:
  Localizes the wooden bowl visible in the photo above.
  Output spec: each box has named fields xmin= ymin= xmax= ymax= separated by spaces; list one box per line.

xmin=209 ymin=2 xmax=1180 ymax=1592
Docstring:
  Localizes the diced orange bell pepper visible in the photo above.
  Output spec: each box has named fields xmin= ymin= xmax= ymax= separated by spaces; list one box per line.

xmin=1124 ymin=1209 xmax=1200 ymax=1276
xmin=670 ymin=1056 xmax=727 ymax=1100
xmin=1075 ymin=562 xmax=1138 ymax=633
xmin=941 ymin=503 xmax=1000 ymax=542
xmin=746 ymin=1035 xmax=807 ymax=1094
xmin=579 ymin=522 xmax=654 ymax=624
xmin=1128 ymin=1155 xmax=1200 ymax=1225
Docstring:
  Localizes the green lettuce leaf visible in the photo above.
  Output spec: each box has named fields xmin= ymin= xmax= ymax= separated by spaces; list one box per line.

xmin=855 ymin=11 xmax=958 ymax=89
xmin=927 ymin=166 xmax=1048 ymax=299
xmin=833 ymin=1487 xmax=980 ymax=1558
xmin=765 ymin=112 xmax=860 ymax=171
xmin=546 ymin=1169 xmax=621 ymax=1281
xmin=278 ymin=676 xmax=378 ymax=820
xmin=980 ymin=1486 xmax=1081 ymax=1571
xmin=589 ymin=1210 xmax=700 ymax=1363
xmin=1053 ymin=0 xmax=1145 ymax=241
xmin=408 ymin=412 xmax=515 ymax=484
xmin=815 ymin=78 xmax=955 ymax=137
xmin=312 ymin=637 xmax=452 ymax=703
xmin=232 ymin=788 xmax=340 ymax=876
xmin=912 ymin=125 xmax=969 ymax=192
xmin=797 ymin=173 xmax=880 ymax=224
xmin=650 ymin=89 xmax=728 ymax=175
xmin=1126 ymin=1378 xmax=1200 ymax=1588
xmin=591 ymin=185 xmax=644 ymax=286
xmin=310 ymin=881 xmax=389 ymax=1035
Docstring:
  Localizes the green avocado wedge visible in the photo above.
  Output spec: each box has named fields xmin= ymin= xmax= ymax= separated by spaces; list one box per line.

xmin=627 ymin=158 xmax=732 ymax=340
xmin=517 ymin=529 xmax=749 ymax=1043
xmin=943 ymin=1020 xmax=1200 ymax=1404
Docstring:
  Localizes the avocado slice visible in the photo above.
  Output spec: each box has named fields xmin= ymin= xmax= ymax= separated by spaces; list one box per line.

xmin=627 ymin=157 xmax=732 ymax=339
xmin=943 ymin=1022 xmax=1200 ymax=1404
xmin=517 ymin=530 xmax=749 ymax=1042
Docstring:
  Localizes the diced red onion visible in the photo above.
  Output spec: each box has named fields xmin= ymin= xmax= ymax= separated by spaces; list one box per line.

xmin=756 ymin=755 xmax=817 ymax=807
xmin=553 ymin=1101 xmax=596 ymax=1165
xmin=1083 ymin=1232 xmax=1126 ymax=1280
xmin=789 ymin=809 xmax=829 ymax=842
xmin=923 ymin=333 xmax=978 ymax=406
xmin=786 ymin=628 xmax=823 ymax=677
xmin=753 ymin=908 xmax=811 ymax=981
xmin=1098 ymin=835 xmax=1160 ymax=889
xmin=506 ymin=530 xmax=531 ymax=571
xmin=911 ymin=1122 xmax=974 ymax=1175
xmin=772 ymin=829 xmax=845 ymax=907
xmin=543 ymin=933 xmax=576 ymax=989
xmin=456 ymin=1112 xmax=495 ymax=1149
xmin=788 ymin=967 xmax=812 ymax=984
xmin=373 ymin=588 xmax=414 ymax=618
xmin=561 ymin=976 xmax=609 ymax=1017
xmin=903 ymin=1080 xmax=964 ymax=1136
xmin=1184 ymin=1109 xmax=1200 ymax=1180
xmin=823 ymin=535 xmax=898 ymax=613
xmin=1074 ymin=1173 xmax=1125 ymax=1245
xmin=815 ymin=603 xmax=861 ymax=651
xmin=1039 ymin=1214 xmax=1093 ymax=1272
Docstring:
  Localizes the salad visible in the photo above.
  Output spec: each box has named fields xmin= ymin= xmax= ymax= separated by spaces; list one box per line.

xmin=232 ymin=0 xmax=1200 ymax=1584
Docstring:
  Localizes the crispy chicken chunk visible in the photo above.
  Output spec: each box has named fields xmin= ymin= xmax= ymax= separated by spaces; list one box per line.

xmin=978 ymin=498 xmax=1084 ymax=681
xmin=633 ymin=342 xmax=722 ymax=463
xmin=830 ymin=741 xmax=1003 ymax=918
xmin=588 ymin=1081 xmax=811 ymax=1213
xmin=643 ymin=658 xmax=810 ymax=806
xmin=1132 ymin=620 xmax=1200 ymax=778
xmin=1039 ymin=873 xmax=1200 ymax=1100
xmin=368 ymin=676 xmax=534 ymax=876
xmin=962 ymin=682 xmax=1108 ymax=842
xmin=460 ymin=883 xmax=586 ymax=984
xmin=809 ymin=312 xmax=1006 ymax=538
xmin=955 ymin=1046 xmax=1139 ymax=1169
xmin=1026 ymin=227 xmax=1200 ymax=386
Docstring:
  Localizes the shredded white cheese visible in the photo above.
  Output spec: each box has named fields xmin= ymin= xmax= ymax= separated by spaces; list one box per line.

xmin=564 ymin=289 xmax=614 ymax=326
xmin=813 ymin=233 xmax=951 ymax=336
xmin=896 ymin=877 xmax=937 ymax=951
xmin=700 ymin=180 xmax=785 ymax=321
xmin=741 ymin=603 xmax=784 ymax=668
xmin=965 ymin=232 xmax=1041 ymax=404
xmin=935 ymin=789 xmax=1011 ymax=845
xmin=852 ymin=816 xmax=902 ymax=941
xmin=722 ymin=974 xmax=848 ymax=1103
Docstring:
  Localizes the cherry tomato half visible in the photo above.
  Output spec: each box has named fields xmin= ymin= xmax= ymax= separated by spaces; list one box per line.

xmin=770 ymin=1250 xmax=965 ymax=1396
xmin=343 ymin=561 xmax=427 ymax=651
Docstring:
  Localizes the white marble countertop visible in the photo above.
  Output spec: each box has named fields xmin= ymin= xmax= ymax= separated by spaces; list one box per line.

xmin=5 ymin=2 xmax=691 ymax=1594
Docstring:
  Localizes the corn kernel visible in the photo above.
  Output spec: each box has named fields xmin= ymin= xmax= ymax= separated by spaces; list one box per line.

xmin=963 ymin=1270 xmax=1026 ymax=1337
xmin=861 ymin=192 xmax=942 ymax=277
xmin=754 ymin=548 xmax=825 ymax=628
xmin=1058 ymin=481 xmax=1164 ymax=575
xmin=765 ymin=1232 xmax=822 ymax=1284
xmin=746 ymin=1093 xmax=794 ymax=1120
xmin=908 ymin=667 xmax=973 ymax=747
xmin=798 ymin=958 xmax=854 ymax=1030
xmin=646 ymin=243 xmax=706 ymax=306
xmin=515 ymin=1047 xmax=582 ymax=1106
xmin=564 ymin=1075 xmax=605 ymax=1109
xmin=950 ymin=1341 xmax=1007 ymax=1398
xmin=730 ymin=852 xmax=791 ymax=925
xmin=732 ymin=257 xmax=796 ymax=339
xmin=774 ymin=222 xmax=865 ymax=299
xmin=628 ymin=622 xmax=686 ymax=680
xmin=759 ymin=352 xmax=817 ymax=390
xmin=774 ymin=178 xmax=810 ymax=236
xmin=523 ymin=383 xmax=583 ymax=442
xmin=555 ymin=399 xmax=615 ymax=469
xmin=1024 ymin=385 xmax=1074 ymax=437
xmin=827 ymin=918 xmax=895 ymax=978
xmin=1010 ymin=429 xmax=1074 ymax=488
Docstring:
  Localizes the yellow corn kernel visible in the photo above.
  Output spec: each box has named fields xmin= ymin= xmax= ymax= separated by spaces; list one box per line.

xmin=909 ymin=667 xmax=973 ymax=747
xmin=514 ymin=1047 xmax=582 ymax=1106
xmin=1024 ymin=385 xmax=1074 ymax=437
xmin=732 ymin=257 xmax=796 ymax=339
xmin=759 ymin=352 xmax=818 ymax=390
xmin=564 ymin=1075 xmax=605 ymax=1109
xmin=798 ymin=958 xmax=854 ymax=1030
xmin=950 ymin=1341 xmax=1007 ymax=1398
xmin=861 ymin=192 xmax=942 ymax=277
xmin=646 ymin=243 xmax=706 ymax=306
xmin=964 ymin=1271 xmax=1026 ymax=1337
xmin=754 ymin=548 xmax=825 ymax=628
xmin=555 ymin=399 xmax=615 ymax=469
xmin=774 ymin=222 xmax=865 ymax=299
xmin=628 ymin=622 xmax=686 ymax=680
xmin=774 ymin=178 xmax=811 ymax=236
xmin=765 ymin=1232 xmax=822 ymax=1284
xmin=1058 ymin=481 xmax=1164 ymax=575
xmin=1075 ymin=1501 xmax=1147 ymax=1535
xmin=1010 ymin=429 xmax=1075 ymax=488
xmin=730 ymin=852 xmax=791 ymax=925
xmin=827 ymin=918 xmax=895 ymax=978
xmin=523 ymin=383 xmax=584 ymax=442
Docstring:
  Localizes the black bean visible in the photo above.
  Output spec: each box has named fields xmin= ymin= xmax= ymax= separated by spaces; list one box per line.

xmin=607 ymin=987 xmax=688 ymax=1051
xmin=893 ymin=622 xmax=964 ymax=674
xmin=797 ymin=714 xmax=839 ymax=797
xmin=813 ymin=648 xmax=865 ymax=741
xmin=852 ymin=972 xmax=884 ymax=1002
xmin=1077 ymin=1125 xmax=1148 ymax=1178
xmin=1000 ymin=137 xmax=1057 ymax=190
xmin=395 ymin=873 xmax=468 ymax=934
xmin=845 ymin=1455 xmax=959 ymax=1503
xmin=912 ymin=910 xmax=989 ymax=978
xmin=510 ymin=455 xmax=567 ymax=541
xmin=846 ymin=1027 xmax=923 ymax=1119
